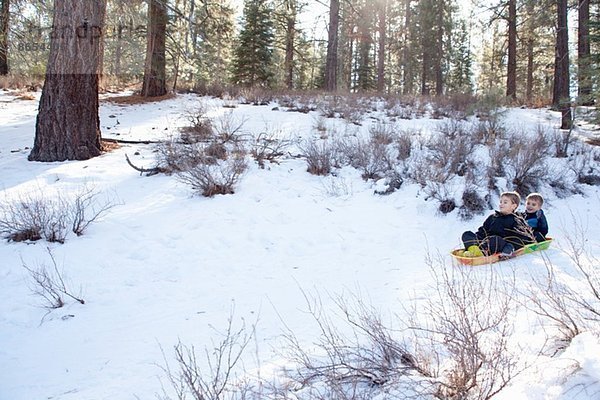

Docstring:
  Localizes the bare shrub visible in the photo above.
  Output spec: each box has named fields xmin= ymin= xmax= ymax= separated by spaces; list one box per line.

xmin=22 ymin=248 xmax=85 ymax=309
xmin=239 ymin=87 xmax=273 ymax=105
xmin=394 ymin=129 xmax=416 ymax=162
xmin=177 ymin=150 xmax=248 ymax=197
xmin=212 ymin=111 xmax=247 ymax=143
xmin=427 ymin=124 xmax=477 ymax=177
xmin=158 ymin=312 xmax=255 ymax=400
xmin=300 ymin=139 xmax=336 ymax=176
xmin=568 ymin=141 xmax=600 ymax=185
xmin=522 ymin=220 xmax=600 ymax=352
xmin=181 ymin=102 xmax=215 ymax=143
xmin=340 ymin=136 xmax=395 ymax=181
xmin=458 ymin=188 xmax=487 ymax=220
xmin=405 ymin=257 xmax=525 ymax=400
xmin=279 ymin=290 xmax=421 ymax=398
xmin=70 ymin=186 xmax=117 ymax=236
xmin=368 ymin=121 xmax=396 ymax=145
xmin=155 ymin=139 xmax=203 ymax=174
xmin=505 ymin=128 xmax=552 ymax=194
xmin=0 ymin=186 xmax=115 ymax=243
xmin=322 ymin=176 xmax=354 ymax=197
xmin=251 ymin=128 xmax=292 ymax=169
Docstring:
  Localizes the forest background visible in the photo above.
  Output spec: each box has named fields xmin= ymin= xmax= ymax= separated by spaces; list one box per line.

xmin=0 ymin=0 xmax=598 ymax=112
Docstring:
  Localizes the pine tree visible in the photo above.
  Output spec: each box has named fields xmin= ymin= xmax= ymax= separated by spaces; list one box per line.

xmin=141 ymin=0 xmax=168 ymax=97
xmin=29 ymin=0 xmax=106 ymax=161
xmin=231 ymin=0 xmax=275 ymax=88
xmin=447 ymin=19 xmax=473 ymax=94
xmin=0 ymin=0 xmax=9 ymax=75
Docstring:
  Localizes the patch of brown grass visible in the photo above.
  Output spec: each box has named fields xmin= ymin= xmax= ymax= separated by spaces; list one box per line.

xmin=102 ymin=92 xmax=176 ymax=105
xmin=101 ymin=139 xmax=121 ymax=153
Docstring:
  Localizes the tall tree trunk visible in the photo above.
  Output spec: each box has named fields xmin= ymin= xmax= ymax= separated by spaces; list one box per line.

xmin=0 ymin=0 xmax=8 ymax=75
xmin=325 ymin=0 xmax=339 ymax=91
xmin=142 ymin=0 xmax=167 ymax=97
xmin=553 ymin=0 xmax=572 ymax=129
xmin=29 ymin=0 xmax=106 ymax=162
xmin=402 ymin=0 xmax=412 ymax=95
xmin=434 ymin=3 xmax=444 ymax=96
xmin=284 ymin=0 xmax=296 ymax=90
xmin=506 ymin=0 xmax=517 ymax=99
xmin=376 ymin=0 xmax=386 ymax=92
xmin=526 ymin=36 xmax=534 ymax=101
xmin=578 ymin=0 xmax=592 ymax=104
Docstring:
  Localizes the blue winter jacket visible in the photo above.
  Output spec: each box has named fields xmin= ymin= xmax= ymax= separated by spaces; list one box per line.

xmin=523 ymin=209 xmax=549 ymax=242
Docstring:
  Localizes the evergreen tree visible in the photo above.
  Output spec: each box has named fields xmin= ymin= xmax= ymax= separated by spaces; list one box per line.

xmin=231 ymin=0 xmax=275 ymax=88
xmin=447 ymin=19 xmax=473 ymax=94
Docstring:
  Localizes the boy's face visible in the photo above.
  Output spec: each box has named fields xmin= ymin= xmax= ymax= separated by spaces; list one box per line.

xmin=526 ymin=198 xmax=541 ymax=213
xmin=499 ymin=196 xmax=518 ymax=215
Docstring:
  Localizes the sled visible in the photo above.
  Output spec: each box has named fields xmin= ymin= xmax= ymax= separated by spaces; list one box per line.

xmin=451 ymin=238 xmax=553 ymax=266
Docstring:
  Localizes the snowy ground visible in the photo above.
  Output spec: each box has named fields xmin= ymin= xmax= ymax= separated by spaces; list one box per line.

xmin=0 ymin=91 xmax=599 ymax=400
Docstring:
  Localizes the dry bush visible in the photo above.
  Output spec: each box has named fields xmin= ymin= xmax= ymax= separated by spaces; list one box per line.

xmin=405 ymin=257 xmax=525 ymax=400
xmin=177 ymin=150 xmax=248 ymax=197
xmin=181 ymin=102 xmax=215 ymax=143
xmin=505 ymin=128 xmax=552 ymax=195
xmin=158 ymin=312 xmax=255 ymax=400
xmin=251 ymin=128 xmax=292 ymax=169
xmin=368 ymin=121 xmax=396 ymax=145
xmin=279 ymin=290 xmax=423 ymax=399
xmin=340 ymin=136 xmax=395 ymax=181
xmin=567 ymin=141 xmax=600 ymax=185
xmin=300 ymin=139 xmax=337 ymax=176
xmin=458 ymin=188 xmax=487 ymax=221
xmin=0 ymin=186 xmax=115 ymax=243
xmin=22 ymin=248 xmax=85 ymax=310
xmin=522 ymin=220 xmax=600 ymax=352
xmin=239 ymin=87 xmax=273 ymax=105
xmin=427 ymin=123 xmax=477 ymax=177
xmin=394 ymin=129 xmax=417 ymax=162
xmin=212 ymin=111 xmax=247 ymax=144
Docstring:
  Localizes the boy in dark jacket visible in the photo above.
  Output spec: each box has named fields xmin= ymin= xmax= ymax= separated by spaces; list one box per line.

xmin=522 ymin=193 xmax=548 ymax=242
xmin=461 ymin=191 xmax=535 ymax=257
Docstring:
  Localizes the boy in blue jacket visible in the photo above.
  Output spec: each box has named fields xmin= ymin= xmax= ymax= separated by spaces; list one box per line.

xmin=461 ymin=191 xmax=535 ymax=257
xmin=523 ymin=193 xmax=549 ymax=242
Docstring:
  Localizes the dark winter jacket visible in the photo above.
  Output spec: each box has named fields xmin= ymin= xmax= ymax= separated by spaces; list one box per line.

xmin=476 ymin=211 xmax=535 ymax=249
xmin=521 ymin=209 xmax=549 ymax=242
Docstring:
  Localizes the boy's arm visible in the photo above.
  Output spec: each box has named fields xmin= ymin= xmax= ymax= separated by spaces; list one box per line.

xmin=537 ymin=210 xmax=549 ymax=236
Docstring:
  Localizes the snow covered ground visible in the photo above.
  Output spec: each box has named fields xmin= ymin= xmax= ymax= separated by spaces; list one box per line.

xmin=0 ymin=91 xmax=599 ymax=400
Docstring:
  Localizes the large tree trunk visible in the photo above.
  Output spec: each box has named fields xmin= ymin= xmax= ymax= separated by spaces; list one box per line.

xmin=141 ymin=0 xmax=167 ymax=97
xmin=29 ymin=0 xmax=106 ymax=162
xmin=402 ymin=0 xmax=412 ymax=95
xmin=284 ymin=0 xmax=296 ymax=90
xmin=578 ymin=0 xmax=592 ymax=105
xmin=506 ymin=0 xmax=517 ymax=99
xmin=0 ymin=0 xmax=9 ymax=75
xmin=376 ymin=0 xmax=386 ymax=92
xmin=434 ymin=2 xmax=444 ymax=96
xmin=553 ymin=0 xmax=572 ymax=129
xmin=325 ymin=0 xmax=339 ymax=91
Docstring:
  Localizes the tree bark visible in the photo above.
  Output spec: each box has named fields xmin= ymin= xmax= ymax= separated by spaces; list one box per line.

xmin=434 ymin=2 xmax=444 ymax=96
xmin=402 ymin=0 xmax=412 ymax=95
xmin=29 ymin=0 xmax=106 ymax=162
xmin=141 ymin=0 xmax=167 ymax=97
xmin=284 ymin=0 xmax=296 ymax=90
xmin=578 ymin=0 xmax=592 ymax=105
xmin=325 ymin=0 xmax=339 ymax=91
xmin=0 ymin=0 xmax=9 ymax=75
xmin=553 ymin=0 xmax=572 ymax=129
xmin=506 ymin=0 xmax=517 ymax=99
xmin=376 ymin=0 xmax=386 ymax=92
